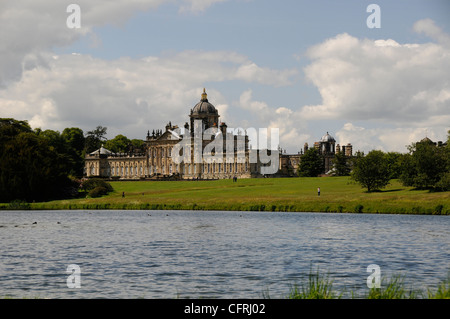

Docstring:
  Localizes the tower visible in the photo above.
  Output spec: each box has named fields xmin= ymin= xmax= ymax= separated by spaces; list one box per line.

xmin=189 ymin=88 xmax=220 ymax=134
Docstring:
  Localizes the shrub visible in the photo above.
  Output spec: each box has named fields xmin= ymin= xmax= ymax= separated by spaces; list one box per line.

xmin=81 ymin=178 xmax=113 ymax=193
xmin=7 ymin=200 xmax=31 ymax=210
xmin=435 ymin=172 xmax=450 ymax=191
xmin=354 ymin=204 xmax=364 ymax=214
xmin=88 ymin=186 xmax=108 ymax=198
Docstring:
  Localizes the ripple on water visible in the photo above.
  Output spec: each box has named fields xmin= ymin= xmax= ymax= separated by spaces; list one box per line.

xmin=0 ymin=210 xmax=448 ymax=298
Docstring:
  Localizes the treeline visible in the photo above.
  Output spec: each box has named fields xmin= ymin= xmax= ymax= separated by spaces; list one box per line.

xmin=351 ymin=136 xmax=449 ymax=192
xmin=297 ymin=132 xmax=450 ymax=192
xmin=0 ymin=118 xmax=144 ymax=203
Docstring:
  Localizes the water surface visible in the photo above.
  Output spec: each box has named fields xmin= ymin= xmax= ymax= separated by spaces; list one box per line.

xmin=0 ymin=210 xmax=448 ymax=298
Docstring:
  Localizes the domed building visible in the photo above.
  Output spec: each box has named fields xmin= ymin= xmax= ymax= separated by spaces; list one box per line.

xmin=189 ymin=88 xmax=220 ymax=133
xmin=145 ymin=88 xmax=252 ymax=180
xmin=318 ymin=132 xmax=336 ymax=154
xmin=85 ymin=89 xmax=254 ymax=180
xmin=85 ymin=89 xmax=355 ymax=179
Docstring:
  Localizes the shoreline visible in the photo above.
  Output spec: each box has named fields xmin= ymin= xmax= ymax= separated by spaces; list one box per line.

xmin=2 ymin=201 xmax=449 ymax=215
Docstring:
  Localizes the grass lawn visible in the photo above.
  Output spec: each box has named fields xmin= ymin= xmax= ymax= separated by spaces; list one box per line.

xmin=23 ymin=176 xmax=450 ymax=214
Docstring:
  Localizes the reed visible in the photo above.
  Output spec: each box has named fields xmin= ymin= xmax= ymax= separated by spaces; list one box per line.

xmin=287 ymin=269 xmax=340 ymax=299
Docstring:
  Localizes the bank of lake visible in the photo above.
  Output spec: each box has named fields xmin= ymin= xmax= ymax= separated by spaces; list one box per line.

xmin=2 ymin=177 xmax=448 ymax=215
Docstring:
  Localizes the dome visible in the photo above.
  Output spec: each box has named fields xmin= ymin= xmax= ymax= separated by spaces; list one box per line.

xmin=320 ymin=132 xmax=336 ymax=143
xmin=89 ymin=145 xmax=112 ymax=156
xmin=191 ymin=88 xmax=218 ymax=114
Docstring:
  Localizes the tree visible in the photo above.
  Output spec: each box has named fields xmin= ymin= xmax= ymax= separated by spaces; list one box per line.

xmin=351 ymin=150 xmax=390 ymax=192
xmin=131 ymin=139 xmax=145 ymax=152
xmin=385 ymin=152 xmax=403 ymax=179
xmin=104 ymin=134 xmax=130 ymax=153
xmin=298 ymin=148 xmax=324 ymax=177
xmin=0 ymin=121 xmax=78 ymax=202
xmin=331 ymin=151 xmax=351 ymax=176
xmin=62 ymin=127 xmax=85 ymax=156
xmin=62 ymin=127 xmax=86 ymax=176
xmin=400 ymin=139 xmax=449 ymax=190
xmin=85 ymin=125 xmax=107 ymax=153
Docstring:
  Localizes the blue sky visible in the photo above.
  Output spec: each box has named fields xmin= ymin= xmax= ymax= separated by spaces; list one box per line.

xmin=1 ymin=0 xmax=449 ymax=153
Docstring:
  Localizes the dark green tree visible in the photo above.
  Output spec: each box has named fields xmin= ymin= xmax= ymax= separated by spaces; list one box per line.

xmin=400 ymin=139 xmax=449 ymax=190
xmin=351 ymin=150 xmax=391 ymax=192
xmin=104 ymin=134 xmax=130 ymax=153
xmin=298 ymin=148 xmax=324 ymax=177
xmin=385 ymin=151 xmax=404 ymax=179
xmin=62 ymin=127 xmax=85 ymax=155
xmin=131 ymin=139 xmax=145 ymax=152
xmin=85 ymin=125 xmax=107 ymax=153
xmin=0 ymin=120 xmax=78 ymax=202
xmin=331 ymin=151 xmax=351 ymax=176
xmin=62 ymin=127 xmax=86 ymax=176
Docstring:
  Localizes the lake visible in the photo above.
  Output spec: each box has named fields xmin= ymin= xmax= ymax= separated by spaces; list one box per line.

xmin=0 ymin=210 xmax=448 ymax=298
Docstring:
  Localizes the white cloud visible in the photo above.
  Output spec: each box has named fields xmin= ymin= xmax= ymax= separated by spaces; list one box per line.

xmin=300 ymin=25 xmax=450 ymax=129
xmin=335 ymin=123 xmax=447 ymax=154
xmin=0 ymin=0 xmax=236 ymax=87
xmin=235 ymin=63 xmax=298 ymax=87
xmin=413 ymin=19 xmax=450 ymax=47
xmin=178 ymin=0 xmax=229 ymax=13
xmin=0 ymin=0 xmax=298 ymax=138
xmin=0 ymin=51 xmax=297 ymax=139
xmin=0 ymin=0 xmax=168 ymax=87
xmin=235 ymin=90 xmax=309 ymax=152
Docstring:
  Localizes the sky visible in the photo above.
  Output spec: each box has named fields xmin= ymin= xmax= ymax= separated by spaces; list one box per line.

xmin=1 ymin=0 xmax=449 ymax=154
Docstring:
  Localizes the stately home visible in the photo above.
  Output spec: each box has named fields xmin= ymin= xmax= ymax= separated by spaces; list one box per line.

xmin=85 ymin=89 xmax=353 ymax=179
xmin=85 ymin=89 xmax=255 ymax=180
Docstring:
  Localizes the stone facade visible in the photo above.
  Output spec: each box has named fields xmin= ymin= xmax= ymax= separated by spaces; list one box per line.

xmin=277 ymin=132 xmax=353 ymax=176
xmin=84 ymin=90 xmax=354 ymax=179
xmin=85 ymin=89 xmax=254 ymax=180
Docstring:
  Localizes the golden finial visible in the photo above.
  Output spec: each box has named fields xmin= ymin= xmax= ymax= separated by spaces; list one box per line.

xmin=201 ymin=88 xmax=208 ymax=101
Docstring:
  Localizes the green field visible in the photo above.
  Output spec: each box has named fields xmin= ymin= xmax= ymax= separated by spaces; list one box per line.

xmin=12 ymin=176 xmax=450 ymax=214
